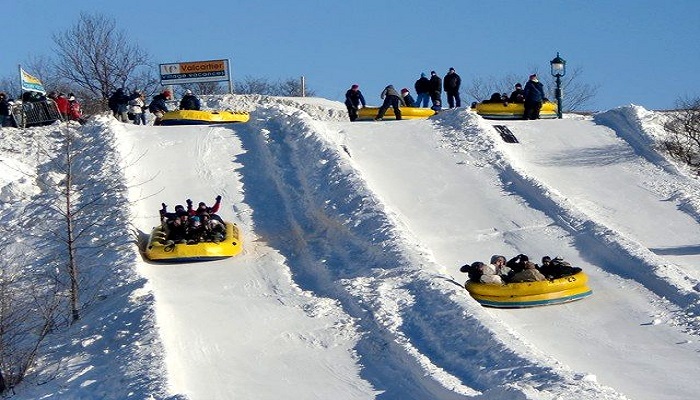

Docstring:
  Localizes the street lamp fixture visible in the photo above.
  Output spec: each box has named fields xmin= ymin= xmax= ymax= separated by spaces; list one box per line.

xmin=550 ymin=52 xmax=566 ymax=118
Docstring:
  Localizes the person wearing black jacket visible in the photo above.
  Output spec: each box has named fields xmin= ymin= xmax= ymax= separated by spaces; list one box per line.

xmin=509 ymin=83 xmax=525 ymax=103
xmin=523 ymin=74 xmax=547 ymax=119
xmin=179 ymin=89 xmax=201 ymax=110
xmin=428 ymin=71 xmax=442 ymax=109
xmin=0 ymin=92 xmax=13 ymax=127
xmin=344 ymin=84 xmax=366 ymax=121
xmin=443 ymin=67 xmax=462 ymax=108
xmin=149 ymin=90 xmax=172 ymax=125
xmin=413 ymin=73 xmax=431 ymax=108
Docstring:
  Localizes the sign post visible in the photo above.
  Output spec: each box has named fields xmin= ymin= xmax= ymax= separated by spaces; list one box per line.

xmin=159 ymin=59 xmax=232 ymax=93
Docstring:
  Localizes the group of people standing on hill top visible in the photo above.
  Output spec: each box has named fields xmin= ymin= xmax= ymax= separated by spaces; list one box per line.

xmin=344 ymin=67 xmax=462 ymax=122
xmin=345 ymin=69 xmax=548 ymax=121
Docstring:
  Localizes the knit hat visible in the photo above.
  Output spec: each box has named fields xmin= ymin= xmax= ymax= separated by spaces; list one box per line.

xmin=529 ymin=74 xmax=538 ymax=81
xmin=351 ymin=84 xmax=359 ymax=90
xmin=515 ymin=83 xmax=522 ymax=88
xmin=401 ymin=88 xmax=409 ymax=93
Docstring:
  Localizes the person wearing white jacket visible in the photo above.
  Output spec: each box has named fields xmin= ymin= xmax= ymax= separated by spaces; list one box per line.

xmin=129 ymin=91 xmax=147 ymax=125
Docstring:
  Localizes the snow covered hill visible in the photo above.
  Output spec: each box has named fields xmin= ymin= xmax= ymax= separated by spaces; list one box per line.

xmin=2 ymin=96 xmax=699 ymax=400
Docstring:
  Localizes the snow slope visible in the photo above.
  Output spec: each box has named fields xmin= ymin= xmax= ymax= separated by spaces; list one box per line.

xmin=2 ymin=96 xmax=699 ymax=400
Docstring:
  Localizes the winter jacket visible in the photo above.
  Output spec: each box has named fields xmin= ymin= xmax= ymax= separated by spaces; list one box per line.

xmin=480 ymin=264 xmax=504 ymax=284
xmin=380 ymin=85 xmax=402 ymax=100
xmin=509 ymin=268 xmax=546 ymax=283
xmin=402 ymin=93 xmax=416 ymax=107
xmin=56 ymin=96 xmax=70 ymax=115
xmin=429 ymin=74 xmax=442 ymax=94
xmin=179 ymin=94 xmax=201 ymax=110
xmin=108 ymin=89 xmax=130 ymax=112
xmin=68 ymin=100 xmax=82 ymax=120
xmin=0 ymin=97 xmax=10 ymax=116
xmin=524 ymin=80 xmax=546 ymax=103
xmin=509 ymin=88 xmax=525 ymax=103
xmin=149 ymin=94 xmax=169 ymax=113
xmin=345 ymin=89 xmax=366 ymax=108
xmin=443 ymin=72 xmax=461 ymax=92
xmin=129 ymin=97 xmax=145 ymax=114
xmin=414 ymin=76 xmax=430 ymax=94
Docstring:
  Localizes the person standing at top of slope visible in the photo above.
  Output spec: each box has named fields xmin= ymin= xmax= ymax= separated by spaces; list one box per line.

xmin=344 ymin=84 xmax=366 ymax=122
xmin=179 ymin=89 xmax=201 ymax=111
xmin=414 ymin=72 xmax=431 ymax=108
xmin=443 ymin=67 xmax=462 ymax=108
xmin=428 ymin=70 xmax=442 ymax=110
xmin=149 ymin=89 xmax=172 ymax=125
xmin=523 ymin=74 xmax=547 ymax=120
xmin=108 ymin=88 xmax=130 ymax=122
xmin=374 ymin=85 xmax=405 ymax=121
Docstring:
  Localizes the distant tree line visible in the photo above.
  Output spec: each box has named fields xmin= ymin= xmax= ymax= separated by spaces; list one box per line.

xmin=1 ymin=12 xmax=312 ymax=116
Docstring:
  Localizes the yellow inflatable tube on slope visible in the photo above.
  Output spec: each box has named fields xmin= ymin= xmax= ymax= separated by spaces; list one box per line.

xmin=145 ymin=222 xmax=242 ymax=262
xmin=474 ymin=101 xmax=558 ymax=120
xmin=161 ymin=109 xmax=250 ymax=125
xmin=465 ymin=271 xmax=592 ymax=308
xmin=356 ymin=106 xmax=436 ymax=120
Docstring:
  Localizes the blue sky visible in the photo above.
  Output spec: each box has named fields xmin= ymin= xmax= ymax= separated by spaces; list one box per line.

xmin=2 ymin=0 xmax=698 ymax=111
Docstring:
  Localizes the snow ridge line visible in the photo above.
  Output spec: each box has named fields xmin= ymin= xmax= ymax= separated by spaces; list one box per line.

xmin=235 ymin=104 xmax=626 ymax=399
xmin=444 ymin=112 xmax=700 ymax=335
xmin=595 ymin=106 xmax=700 ymax=226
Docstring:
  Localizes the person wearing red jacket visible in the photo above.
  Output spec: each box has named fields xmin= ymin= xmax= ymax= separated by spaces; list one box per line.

xmin=55 ymin=93 xmax=70 ymax=120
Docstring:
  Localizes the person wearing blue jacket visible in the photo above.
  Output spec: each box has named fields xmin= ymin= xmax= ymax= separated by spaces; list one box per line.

xmin=523 ymin=74 xmax=547 ymax=119
xmin=149 ymin=89 xmax=172 ymax=125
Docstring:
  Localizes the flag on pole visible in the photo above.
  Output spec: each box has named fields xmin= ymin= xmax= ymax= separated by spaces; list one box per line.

xmin=20 ymin=68 xmax=46 ymax=94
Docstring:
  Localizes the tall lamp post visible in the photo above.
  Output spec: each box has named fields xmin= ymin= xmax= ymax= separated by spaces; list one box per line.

xmin=550 ymin=52 xmax=566 ymax=119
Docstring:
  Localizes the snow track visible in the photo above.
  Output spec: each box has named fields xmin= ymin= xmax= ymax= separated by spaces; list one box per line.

xmin=108 ymin=97 xmax=700 ymax=400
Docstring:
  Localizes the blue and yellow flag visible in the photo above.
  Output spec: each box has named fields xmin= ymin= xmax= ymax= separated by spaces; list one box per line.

xmin=20 ymin=68 xmax=46 ymax=94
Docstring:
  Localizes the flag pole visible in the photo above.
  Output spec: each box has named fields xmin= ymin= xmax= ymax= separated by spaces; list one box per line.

xmin=18 ymin=64 xmax=26 ymax=129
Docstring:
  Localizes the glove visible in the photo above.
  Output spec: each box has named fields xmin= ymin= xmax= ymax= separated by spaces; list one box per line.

xmin=161 ymin=203 xmax=167 ymax=209
xmin=358 ymin=104 xmax=363 ymax=109
xmin=215 ymin=195 xmax=222 ymax=202
xmin=186 ymin=199 xmax=192 ymax=206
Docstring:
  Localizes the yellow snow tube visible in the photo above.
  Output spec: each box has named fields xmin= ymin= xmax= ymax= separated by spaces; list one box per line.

xmin=356 ymin=106 xmax=436 ymax=120
xmin=160 ymin=109 xmax=250 ymax=125
xmin=465 ymin=271 xmax=592 ymax=308
xmin=144 ymin=222 xmax=242 ymax=262
xmin=473 ymin=101 xmax=557 ymax=120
